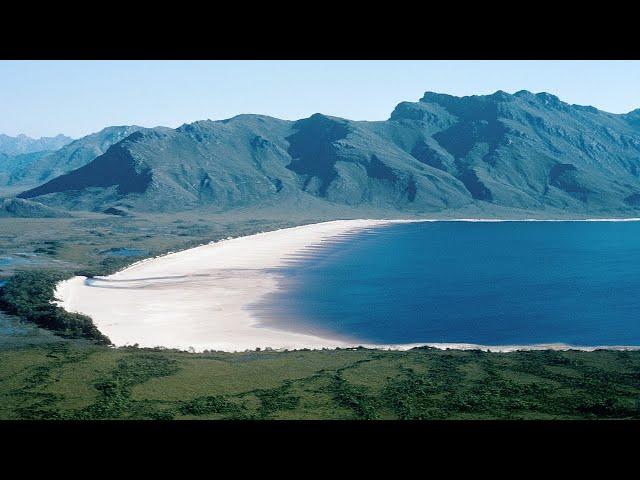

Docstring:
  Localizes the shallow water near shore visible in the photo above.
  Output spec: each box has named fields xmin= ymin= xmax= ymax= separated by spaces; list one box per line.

xmin=252 ymin=221 xmax=640 ymax=347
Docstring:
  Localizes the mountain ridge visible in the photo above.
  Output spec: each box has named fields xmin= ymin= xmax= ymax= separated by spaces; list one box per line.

xmin=0 ymin=133 xmax=72 ymax=156
xmin=1 ymin=126 xmax=144 ymax=190
xmin=15 ymin=90 xmax=640 ymax=217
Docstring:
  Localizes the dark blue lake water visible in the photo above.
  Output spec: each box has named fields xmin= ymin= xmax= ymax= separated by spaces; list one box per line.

xmin=254 ymin=221 xmax=640 ymax=346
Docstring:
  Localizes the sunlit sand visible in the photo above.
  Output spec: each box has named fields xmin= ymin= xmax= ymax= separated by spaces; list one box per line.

xmin=54 ymin=220 xmax=401 ymax=351
xmin=54 ymin=218 xmax=640 ymax=352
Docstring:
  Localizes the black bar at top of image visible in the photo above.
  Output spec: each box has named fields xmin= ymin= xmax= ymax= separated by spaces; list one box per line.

xmin=1 ymin=6 xmax=638 ymax=60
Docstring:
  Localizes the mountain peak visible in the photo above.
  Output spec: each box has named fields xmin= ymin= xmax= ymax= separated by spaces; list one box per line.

xmin=421 ymin=90 xmax=516 ymax=104
xmin=489 ymin=90 xmax=512 ymax=101
xmin=624 ymin=108 xmax=640 ymax=126
xmin=514 ymin=89 xmax=535 ymax=99
xmin=294 ymin=113 xmax=350 ymax=128
xmin=534 ymin=91 xmax=562 ymax=105
xmin=417 ymin=89 xmax=607 ymax=116
xmin=10 ymin=88 xmax=640 ymax=217
xmin=420 ymin=91 xmax=457 ymax=104
xmin=0 ymin=133 xmax=73 ymax=156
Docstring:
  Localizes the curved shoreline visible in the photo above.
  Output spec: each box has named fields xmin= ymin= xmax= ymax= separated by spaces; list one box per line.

xmin=54 ymin=220 xmax=399 ymax=352
xmin=54 ymin=218 xmax=640 ymax=353
xmin=366 ymin=342 xmax=640 ymax=353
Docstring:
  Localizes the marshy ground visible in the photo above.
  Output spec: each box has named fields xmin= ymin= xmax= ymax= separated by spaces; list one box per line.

xmin=1 ymin=333 xmax=640 ymax=420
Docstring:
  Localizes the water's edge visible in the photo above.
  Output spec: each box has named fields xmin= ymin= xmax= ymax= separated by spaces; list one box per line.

xmin=54 ymin=217 xmax=640 ymax=353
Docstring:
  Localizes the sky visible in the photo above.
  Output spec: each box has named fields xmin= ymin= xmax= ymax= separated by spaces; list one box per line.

xmin=1 ymin=60 xmax=639 ymax=139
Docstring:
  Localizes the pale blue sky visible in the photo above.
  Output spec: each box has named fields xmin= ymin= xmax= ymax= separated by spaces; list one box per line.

xmin=1 ymin=60 xmax=639 ymax=138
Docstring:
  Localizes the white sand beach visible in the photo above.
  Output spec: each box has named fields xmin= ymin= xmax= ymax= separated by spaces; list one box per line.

xmin=54 ymin=217 xmax=640 ymax=353
xmin=54 ymin=219 xmax=402 ymax=352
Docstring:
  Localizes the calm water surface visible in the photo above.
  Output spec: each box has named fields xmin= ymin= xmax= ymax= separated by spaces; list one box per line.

xmin=253 ymin=222 xmax=640 ymax=346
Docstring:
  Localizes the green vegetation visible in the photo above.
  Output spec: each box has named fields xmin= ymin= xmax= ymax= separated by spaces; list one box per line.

xmin=77 ymin=353 xmax=179 ymax=419
xmin=0 ymin=271 xmax=109 ymax=343
xmin=254 ymin=382 xmax=301 ymax=418
xmin=0 ymin=213 xmax=332 ymax=346
xmin=2 ymin=213 xmax=640 ymax=420
xmin=1 ymin=340 xmax=640 ymax=420
xmin=179 ymin=395 xmax=243 ymax=418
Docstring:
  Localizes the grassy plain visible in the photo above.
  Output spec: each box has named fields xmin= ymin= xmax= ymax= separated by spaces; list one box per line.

xmin=1 ymin=336 xmax=639 ymax=420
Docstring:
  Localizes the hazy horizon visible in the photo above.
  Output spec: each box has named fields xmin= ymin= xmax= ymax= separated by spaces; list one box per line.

xmin=1 ymin=60 xmax=639 ymax=138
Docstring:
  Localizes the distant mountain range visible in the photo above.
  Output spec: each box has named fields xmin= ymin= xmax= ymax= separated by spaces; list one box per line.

xmin=0 ymin=133 xmax=72 ymax=156
xmin=0 ymin=126 xmax=141 ymax=190
xmin=6 ymin=91 xmax=640 ymax=217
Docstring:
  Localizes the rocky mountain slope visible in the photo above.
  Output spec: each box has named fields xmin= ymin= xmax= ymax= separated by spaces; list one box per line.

xmin=1 ymin=126 xmax=143 ymax=191
xmin=16 ymin=91 xmax=640 ymax=217
xmin=1 ymin=151 xmax=51 ymax=187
